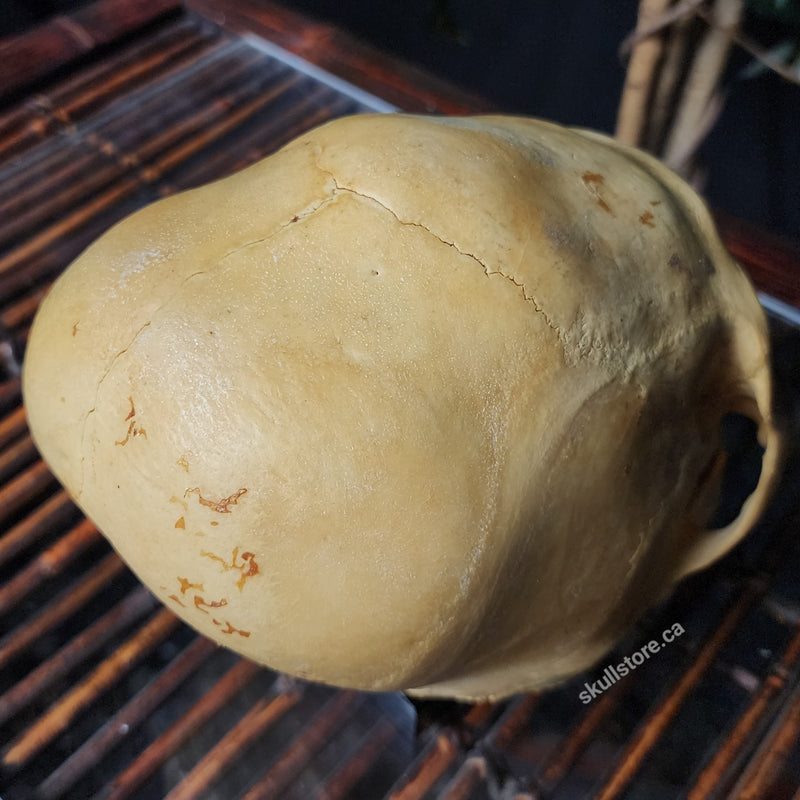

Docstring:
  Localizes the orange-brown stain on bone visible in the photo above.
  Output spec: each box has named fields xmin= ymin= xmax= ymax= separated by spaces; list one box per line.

xmin=177 ymin=577 xmax=203 ymax=595
xmin=185 ymin=487 xmax=248 ymax=513
xmin=115 ymin=397 xmax=147 ymax=446
xmin=174 ymin=516 xmax=185 ymax=529
xmin=177 ymin=455 xmax=190 ymax=472
xmin=201 ymin=546 xmax=259 ymax=591
xmin=581 ymin=172 xmax=614 ymax=215
xmin=213 ymin=619 xmax=251 ymax=637
xmin=170 ymin=578 xmax=228 ymax=620
xmin=194 ymin=595 xmax=228 ymax=614
xmin=169 ymin=576 xmax=203 ymax=607
xmin=639 ymin=211 xmax=656 ymax=228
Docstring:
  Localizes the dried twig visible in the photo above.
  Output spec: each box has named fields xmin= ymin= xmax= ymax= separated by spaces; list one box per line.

xmin=618 ymin=0 xmax=705 ymax=56
xmin=616 ymin=0 xmax=675 ymax=146
xmin=666 ymin=88 xmax=728 ymax=177
xmin=617 ymin=0 xmax=796 ymax=182
xmin=645 ymin=10 xmax=696 ymax=151
xmin=663 ymin=0 xmax=745 ymax=172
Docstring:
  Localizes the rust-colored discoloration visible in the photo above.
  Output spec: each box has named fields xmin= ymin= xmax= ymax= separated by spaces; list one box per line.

xmin=214 ymin=620 xmax=251 ymax=637
xmin=581 ymin=171 xmax=613 ymax=215
xmin=185 ymin=487 xmax=248 ymax=513
xmin=650 ymin=200 xmax=662 ymax=206
xmin=210 ymin=521 xmax=219 ymax=527
xmin=639 ymin=211 xmax=655 ymax=227
xmin=72 ymin=322 xmax=79 ymax=337
xmin=175 ymin=516 xmax=185 ymax=529
xmin=177 ymin=576 xmax=203 ymax=595
xmin=115 ymin=397 xmax=147 ymax=446
xmin=170 ymin=495 xmax=188 ymax=511
xmin=115 ymin=421 xmax=144 ymax=446
xmin=172 ymin=577 xmax=230 ymax=620
xmin=194 ymin=595 xmax=228 ymax=614
xmin=177 ymin=455 xmax=190 ymax=472
xmin=201 ymin=546 xmax=260 ymax=591
xmin=596 ymin=197 xmax=613 ymax=214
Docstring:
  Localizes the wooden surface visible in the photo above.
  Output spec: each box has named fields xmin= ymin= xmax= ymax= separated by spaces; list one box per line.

xmin=184 ymin=0 xmax=498 ymax=114
xmin=0 ymin=0 xmax=183 ymax=103
xmin=714 ymin=211 xmax=800 ymax=311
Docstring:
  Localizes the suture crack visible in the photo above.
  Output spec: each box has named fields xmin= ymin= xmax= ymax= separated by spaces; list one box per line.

xmin=75 ymin=181 xmax=343 ymax=498
xmin=311 ymin=155 xmax=563 ymax=339
xmin=77 ymin=269 xmax=206 ymax=497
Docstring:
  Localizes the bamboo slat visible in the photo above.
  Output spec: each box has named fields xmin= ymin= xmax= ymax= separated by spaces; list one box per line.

xmin=0 ymin=585 xmax=157 ymax=727
xmin=94 ymin=657 xmax=262 ymax=800
xmin=1 ymin=608 xmax=180 ymax=771
xmin=238 ymin=691 xmax=359 ymax=800
xmin=34 ymin=635 xmax=217 ymax=800
xmin=0 ymin=0 xmax=182 ymax=102
xmin=0 ymin=552 xmax=125 ymax=670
